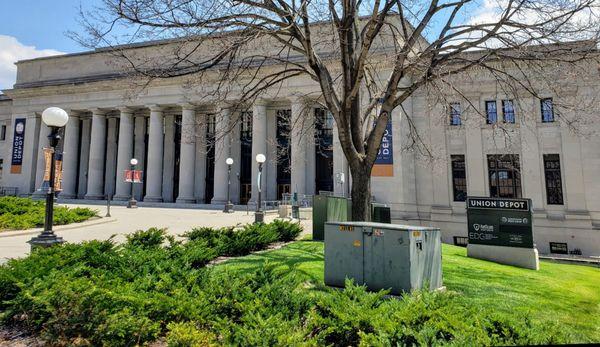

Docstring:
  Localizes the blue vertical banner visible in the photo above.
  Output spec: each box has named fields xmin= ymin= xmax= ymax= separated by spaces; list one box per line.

xmin=372 ymin=116 xmax=393 ymax=177
xmin=10 ymin=118 xmax=26 ymax=174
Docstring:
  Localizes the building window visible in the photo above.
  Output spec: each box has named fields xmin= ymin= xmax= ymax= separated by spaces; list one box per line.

xmin=0 ymin=158 xmax=3 ymax=180
xmin=487 ymin=154 xmax=522 ymax=198
xmin=549 ymin=242 xmax=568 ymax=254
xmin=485 ymin=101 xmax=497 ymax=124
xmin=541 ymin=98 xmax=554 ymax=123
xmin=453 ymin=236 xmax=469 ymax=247
xmin=449 ymin=103 xmax=461 ymax=126
xmin=502 ymin=100 xmax=516 ymax=123
xmin=544 ymin=154 xmax=564 ymax=205
xmin=0 ymin=125 xmax=6 ymax=140
xmin=451 ymin=155 xmax=467 ymax=202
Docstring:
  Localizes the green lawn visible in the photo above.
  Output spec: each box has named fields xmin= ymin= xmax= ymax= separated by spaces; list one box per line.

xmin=217 ymin=241 xmax=600 ymax=342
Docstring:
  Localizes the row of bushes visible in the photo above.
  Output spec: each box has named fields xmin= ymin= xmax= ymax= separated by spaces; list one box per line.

xmin=0 ymin=220 xmax=567 ymax=346
xmin=0 ymin=196 xmax=97 ymax=230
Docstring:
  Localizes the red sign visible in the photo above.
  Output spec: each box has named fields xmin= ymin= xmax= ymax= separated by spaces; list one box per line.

xmin=125 ymin=170 xmax=143 ymax=183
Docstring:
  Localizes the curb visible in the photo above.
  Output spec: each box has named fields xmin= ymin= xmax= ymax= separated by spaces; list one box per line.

xmin=0 ymin=217 xmax=118 ymax=238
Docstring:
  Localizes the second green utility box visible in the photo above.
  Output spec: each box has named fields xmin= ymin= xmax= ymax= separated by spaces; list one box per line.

xmin=324 ymin=221 xmax=442 ymax=294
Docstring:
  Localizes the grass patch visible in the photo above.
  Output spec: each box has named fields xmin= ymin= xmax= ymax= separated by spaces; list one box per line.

xmin=219 ymin=241 xmax=600 ymax=343
xmin=0 ymin=196 xmax=98 ymax=231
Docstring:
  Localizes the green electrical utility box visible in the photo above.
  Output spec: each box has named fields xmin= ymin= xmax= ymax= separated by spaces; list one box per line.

xmin=324 ymin=221 xmax=443 ymax=294
xmin=372 ymin=204 xmax=391 ymax=223
xmin=312 ymin=195 xmax=329 ymax=241
xmin=312 ymin=195 xmax=353 ymax=241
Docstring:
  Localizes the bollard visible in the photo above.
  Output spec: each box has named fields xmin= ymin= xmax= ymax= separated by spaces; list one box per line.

xmin=106 ymin=194 xmax=111 ymax=217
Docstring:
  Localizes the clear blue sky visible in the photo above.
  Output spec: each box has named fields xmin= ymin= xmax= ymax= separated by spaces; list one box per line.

xmin=0 ymin=0 xmax=97 ymax=53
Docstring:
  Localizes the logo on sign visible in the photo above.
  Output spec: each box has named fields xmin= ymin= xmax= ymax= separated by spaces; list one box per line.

xmin=473 ymin=224 xmax=494 ymax=232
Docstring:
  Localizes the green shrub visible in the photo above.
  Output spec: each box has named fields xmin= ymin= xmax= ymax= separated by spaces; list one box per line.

xmin=270 ymin=219 xmax=303 ymax=241
xmin=125 ymin=227 xmax=168 ymax=248
xmin=0 ymin=197 xmax=97 ymax=230
xmin=166 ymin=322 xmax=217 ymax=347
xmin=0 ymin=221 xmax=569 ymax=346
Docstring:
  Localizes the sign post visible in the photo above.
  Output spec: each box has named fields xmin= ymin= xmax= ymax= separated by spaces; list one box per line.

xmin=466 ymin=196 xmax=539 ymax=270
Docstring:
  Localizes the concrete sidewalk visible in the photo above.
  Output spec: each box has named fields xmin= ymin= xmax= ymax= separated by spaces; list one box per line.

xmin=0 ymin=203 xmax=312 ymax=264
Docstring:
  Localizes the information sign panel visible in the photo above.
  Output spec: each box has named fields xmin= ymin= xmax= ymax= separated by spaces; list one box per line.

xmin=466 ymin=197 xmax=534 ymax=248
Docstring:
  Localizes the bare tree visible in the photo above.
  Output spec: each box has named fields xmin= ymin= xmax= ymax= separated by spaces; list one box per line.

xmin=73 ymin=0 xmax=600 ymax=220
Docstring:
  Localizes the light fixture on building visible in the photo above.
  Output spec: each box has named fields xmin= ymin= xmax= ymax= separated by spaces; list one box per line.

xmin=29 ymin=107 xmax=69 ymax=249
xmin=224 ymin=157 xmax=234 ymax=213
xmin=254 ymin=154 xmax=266 ymax=223
xmin=128 ymin=158 xmax=139 ymax=209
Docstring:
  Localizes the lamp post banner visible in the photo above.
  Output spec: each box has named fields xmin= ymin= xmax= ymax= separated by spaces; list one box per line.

xmin=10 ymin=118 xmax=26 ymax=174
xmin=372 ymin=116 xmax=393 ymax=177
xmin=125 ymin=170 xmax=143 ymax=183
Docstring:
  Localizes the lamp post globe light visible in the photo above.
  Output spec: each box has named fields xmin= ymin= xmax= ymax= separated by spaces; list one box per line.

xmin=128 ymin=158 xmax=139 ymax=208
xmin=254 ymin=154 xmax=266 ymax=223
xmin=28 ymin=107 xmax=69 ymax=250
xmin=224 ymin=157 xmax=234 ymax=213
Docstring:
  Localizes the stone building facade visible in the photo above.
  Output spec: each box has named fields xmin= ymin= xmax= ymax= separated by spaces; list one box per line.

xmin=0 ymin=39 xmax=598 ymax=256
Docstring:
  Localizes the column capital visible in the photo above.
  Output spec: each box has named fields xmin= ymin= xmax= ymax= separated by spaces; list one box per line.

xmin=290 ymin=94 xmax=308 ymax=105
xmin=253 ymin=98 xmax=269 ymax=106
xmin=63 ymin=109 xmax=82 ymax=118
xmin=180 ymin=103 xmax=196 ymax=111
xmin=89 ymin=108 xmax=107 ymax=116
xmin=118 ymin=106 xmax=135 ymax=113
xmin=147 ymin=104 xmax=164 ymax=112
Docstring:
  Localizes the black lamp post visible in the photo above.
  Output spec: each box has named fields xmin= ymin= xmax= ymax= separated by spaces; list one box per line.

xmin=254 ymin=153 xmax=266 ymax=223
xmin=29 ymin=107 xmax=69 ymax=250
xmin=224 ymin=157 xmax=234 ymax=213
xmin=127 ymin=158 xmax=138 ymax=208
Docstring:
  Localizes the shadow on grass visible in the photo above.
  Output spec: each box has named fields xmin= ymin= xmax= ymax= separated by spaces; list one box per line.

xmin=216 ymin=241 xmax=325 ymax=281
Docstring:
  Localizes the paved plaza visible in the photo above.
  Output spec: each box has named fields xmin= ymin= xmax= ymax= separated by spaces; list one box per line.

xmin=0 ymin=204 xmax=311 ymax=264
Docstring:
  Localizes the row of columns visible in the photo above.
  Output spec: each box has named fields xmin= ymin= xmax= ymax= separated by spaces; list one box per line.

xmin=36 ymin=98 xmax=325 ymax=204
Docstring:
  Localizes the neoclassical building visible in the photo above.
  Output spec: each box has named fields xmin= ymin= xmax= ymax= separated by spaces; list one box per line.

xmin=0 ymin=38 xmax=599 ymax=256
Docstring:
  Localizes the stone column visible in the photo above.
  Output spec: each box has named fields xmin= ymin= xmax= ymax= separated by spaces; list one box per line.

xmin=519 ymin=98 xmax=544 ymax=210
xmin=162 ymin=114 xmax=175 ymax=202
xmin=305 ymin=105 xmax=316 ymax=195
xmin=332 ymin=123 xmax=349 ymax=197
xmin=194 ymin=114 xmax=208 ymax=202
xmin=211 ymin=107 xmax=231 ymax=204
xmin=465 ymin=105 xmax=486 ymax=196
xmin=290 ymin=97 xmax=307 ymax=196
xmin=251 ymin=100 xmax=268 ymax=202
xmin=229 ymin=113 xmax=241 ymax=204
xmin=177 ymin=104 xmax=197 ymax=203
xmin=114 ymin=107 xmax=135 ymax=200
xmin=144 ymin=105 xmax=164 ymax=202
xmin=429 ymin=104 xmax=451 ymax=208
xmin=33 ymin=120 xmax=49 ymax=197
xmin=133 ymin=115 xmax=146 ymax=201
xmin=60 ymin=111 xmax=80 ymax=199
xmin=104 ymin=117 xmax=118 ymax=197
xmin=561 ymin=125 xmax=587 ymax=213
xmin=85 ymin=109 xmax=107 ymax=200
xmin=77 ymin=118 xmax=91 ymax=198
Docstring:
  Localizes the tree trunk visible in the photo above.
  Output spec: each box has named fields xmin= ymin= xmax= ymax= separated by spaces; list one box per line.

xmin=350 ymin=164 xmax=372 ymax=221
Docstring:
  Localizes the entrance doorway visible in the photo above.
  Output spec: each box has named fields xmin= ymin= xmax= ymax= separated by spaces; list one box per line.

xmin=276 ymin=109 xmax=291 ymax=200
xmin=204 ymin=114 xmax=215 ymax=203
xmin=315 ymin=108 xmax=334 ymax=193
xmin=239 ymin=111 xmax=252 ymax=204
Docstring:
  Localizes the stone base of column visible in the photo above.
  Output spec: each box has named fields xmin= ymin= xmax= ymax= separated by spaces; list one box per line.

xmin=31 ymin=191 xmax=46 ymax=199
xmin=211 ymin=198 xmax=227 ymax=205
xmin=176 ymin=197 xmax=197 ymax=204
xmin=113 ymin=195 xmax=132 ymax=201
xmin=144 ymin=196 xmax=163 ymax=202
xmin=84 ymin=194 xmax=106 ymax=200
xmin=58 ymin=194 xmax=77 ymax=199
